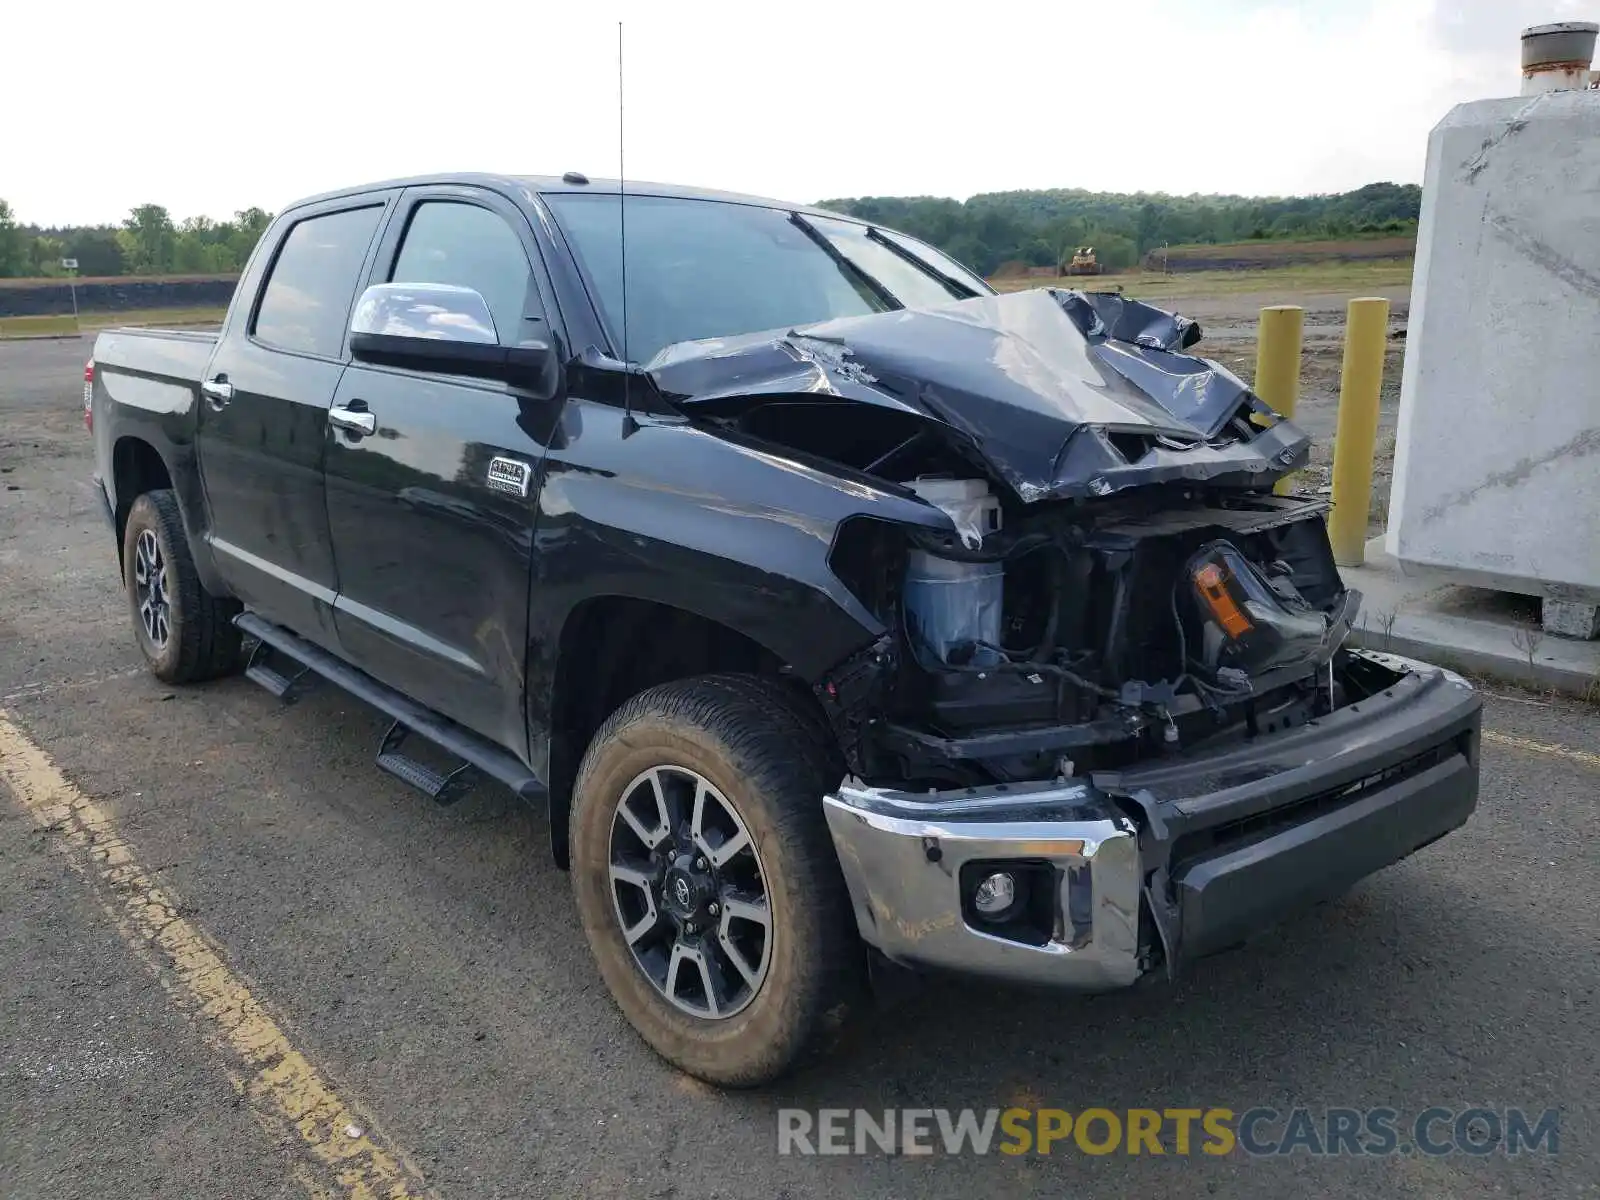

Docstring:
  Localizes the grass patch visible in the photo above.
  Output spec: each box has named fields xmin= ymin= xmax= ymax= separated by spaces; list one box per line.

xmin=990 ymin=259 xmax=1415 ymax=300
xmin=0 ymin=314 xmax=82 ymax=338
xmin=0 ymin=307 xmax=227 ymax=338
xmin=82 ymin=306 xmax=226 ymax=330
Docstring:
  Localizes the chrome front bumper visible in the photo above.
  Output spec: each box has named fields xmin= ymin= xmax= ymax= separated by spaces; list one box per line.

xmin=822 ymin=655 xmax=1483 ymax=992
xmin=821 ymin=779 xmax=1146 ymax=989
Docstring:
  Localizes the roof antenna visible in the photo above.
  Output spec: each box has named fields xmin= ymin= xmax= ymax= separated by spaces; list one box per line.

xmin=618 ymin=20 xmax=638 ymax=437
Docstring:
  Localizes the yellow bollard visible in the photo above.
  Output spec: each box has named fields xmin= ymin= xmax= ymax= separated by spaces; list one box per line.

xmin=1327 ymin=296 xmax=1391 ymax=566
xmin=1252 ymin=305 xmax=1304 ymax=495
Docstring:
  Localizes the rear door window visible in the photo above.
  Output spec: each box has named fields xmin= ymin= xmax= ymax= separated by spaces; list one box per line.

xmin=253 ymin=205 xmax=384 ymax=358
xmin=389 ymin=201 xmax=536 ymax=345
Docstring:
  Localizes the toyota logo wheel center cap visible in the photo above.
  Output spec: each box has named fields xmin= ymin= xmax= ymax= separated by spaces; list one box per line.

xmin=661 ymin=857 xmax=713 ymax=922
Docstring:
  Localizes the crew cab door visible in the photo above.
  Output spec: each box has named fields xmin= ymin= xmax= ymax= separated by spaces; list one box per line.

xmin=322 ymin=186 xmax=566 ymax=756
xmin=197 ymin=196 xmax=392 ymax=643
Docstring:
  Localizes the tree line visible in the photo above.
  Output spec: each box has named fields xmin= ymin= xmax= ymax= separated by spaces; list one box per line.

xmin=0 ymin=180 xmax=1421 ymax=282
xmin=0 ymin=201 xmax=274 ymax=279
xmin=819 ymin=181 xmax=1421 ymax=275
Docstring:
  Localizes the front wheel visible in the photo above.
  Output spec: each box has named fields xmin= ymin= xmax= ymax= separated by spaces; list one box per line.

xmin=121 ymin=489 xmax=241 ymax=683
xmin=569 ymin=674 xmax=862 ymax=1086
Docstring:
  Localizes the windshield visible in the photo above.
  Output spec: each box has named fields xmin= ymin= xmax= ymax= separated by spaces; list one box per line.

xmin=545 ymin=193 xmax=991 ymax=363
xmin=871 ymin=226 xmax=992 ymax=296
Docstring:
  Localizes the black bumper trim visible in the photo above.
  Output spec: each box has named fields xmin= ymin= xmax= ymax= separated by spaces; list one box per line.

xmin=1173 ymin=751 xmax=1478 ymax=960
xmin=1092 ymin=655 xmax=1483 ymax=968
xmin=1096 ymin=656 xmax=1481 ymax=837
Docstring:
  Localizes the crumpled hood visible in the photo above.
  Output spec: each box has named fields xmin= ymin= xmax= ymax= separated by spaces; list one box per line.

xmin=646 ymin=287 xmax=1309 ymax=502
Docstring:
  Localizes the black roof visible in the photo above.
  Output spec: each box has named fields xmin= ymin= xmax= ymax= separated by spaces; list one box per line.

xmin=285 ymin=172 xmax=854 ymax=221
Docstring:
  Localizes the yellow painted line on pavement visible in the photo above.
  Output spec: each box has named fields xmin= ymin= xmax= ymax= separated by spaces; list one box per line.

xmin=0 ymin=712 xmax=428 ymax=1200
xmin=1484 ymin=729 xmax=1600 ymax=770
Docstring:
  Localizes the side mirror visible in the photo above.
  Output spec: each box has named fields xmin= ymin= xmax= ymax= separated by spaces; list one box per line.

xmin=348 ymin=282 xmax=558 ymax=392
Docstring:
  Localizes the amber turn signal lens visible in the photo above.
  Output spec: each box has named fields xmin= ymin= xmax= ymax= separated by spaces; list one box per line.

xmin=1194 ymin=562 xmax=1252 ymax=638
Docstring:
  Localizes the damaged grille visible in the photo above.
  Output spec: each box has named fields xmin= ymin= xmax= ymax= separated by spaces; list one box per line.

xmin=1168 ymin=734 xmax=1470 ymax=871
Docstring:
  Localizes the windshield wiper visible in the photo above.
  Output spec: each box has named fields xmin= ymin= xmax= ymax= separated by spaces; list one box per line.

xmin=789 ymin=212 xmax=902 ymax=313
xmin=865 ymin=226 xmax=980 ymax=300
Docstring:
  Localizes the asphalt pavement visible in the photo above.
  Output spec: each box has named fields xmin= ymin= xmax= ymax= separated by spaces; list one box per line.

xmin=1 ymin=335 xmax=1595 ymax=1198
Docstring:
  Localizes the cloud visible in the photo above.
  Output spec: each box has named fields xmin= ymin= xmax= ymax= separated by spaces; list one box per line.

xmin=0 ymin=0 xmax=1569 ymax=224
xmin=1431 ymin=0 xmax=1592 ymax=57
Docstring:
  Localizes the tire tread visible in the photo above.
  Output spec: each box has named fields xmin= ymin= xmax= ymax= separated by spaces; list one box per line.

xmin=571 ymin=672 xmax=861 ymax=1086
xmin=124 ymin=489 xmax=241 ymax=683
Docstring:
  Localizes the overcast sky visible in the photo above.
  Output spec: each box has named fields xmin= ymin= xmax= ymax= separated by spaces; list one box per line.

xmin=4 ymin=0 xmax=1590 ymax=226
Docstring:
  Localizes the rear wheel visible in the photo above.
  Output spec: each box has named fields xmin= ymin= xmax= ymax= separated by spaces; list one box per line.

xmin=122 ymin=489 xmax=241 ymax=683
xmin=569 ymin=673 xmax=861 ymax=1086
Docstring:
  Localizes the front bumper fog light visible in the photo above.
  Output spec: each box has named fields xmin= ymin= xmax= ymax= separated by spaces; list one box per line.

xmin=973 ymin=871 xmax=1017 ymax=918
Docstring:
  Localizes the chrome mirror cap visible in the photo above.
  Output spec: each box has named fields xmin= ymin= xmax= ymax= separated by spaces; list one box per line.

xmin=350 ymin=282 xmax=498 ymax=345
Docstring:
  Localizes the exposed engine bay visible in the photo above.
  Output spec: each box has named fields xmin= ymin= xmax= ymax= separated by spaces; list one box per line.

xmin=646 ymin=286 xmax=1391 ymax=790
xmin=817 ymin=482 xmax=1371 ymax=789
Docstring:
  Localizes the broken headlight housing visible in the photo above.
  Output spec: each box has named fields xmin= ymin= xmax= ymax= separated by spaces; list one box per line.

xmin=1185 ymin=540 xmax=1330 ymax=679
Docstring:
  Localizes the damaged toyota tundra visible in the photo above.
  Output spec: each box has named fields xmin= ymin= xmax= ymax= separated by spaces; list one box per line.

xmin=87 ymin=175 xmax=1482 ymax=1087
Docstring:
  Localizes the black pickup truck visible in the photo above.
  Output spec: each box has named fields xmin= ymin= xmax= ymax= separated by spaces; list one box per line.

xmin=88 ymin=173 xmax=1482 ymax=1086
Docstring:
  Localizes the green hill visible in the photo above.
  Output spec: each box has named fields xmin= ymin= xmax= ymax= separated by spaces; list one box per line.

xmin=817 ymin=182 xmax=1421 ymax=276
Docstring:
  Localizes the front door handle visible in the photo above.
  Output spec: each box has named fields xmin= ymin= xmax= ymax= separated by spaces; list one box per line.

xmin=200 ymin=376 xmax=233 ymax=408
xmin=329 ymin=405 xmax=377 ymax=436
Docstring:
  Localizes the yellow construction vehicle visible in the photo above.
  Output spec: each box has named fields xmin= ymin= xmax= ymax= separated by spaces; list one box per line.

xmin=1065 ymin=246 xmax=1102 ymax=276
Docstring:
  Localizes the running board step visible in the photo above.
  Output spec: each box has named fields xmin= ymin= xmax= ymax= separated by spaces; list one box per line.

xmin=244 ymin=639 xmax=316 ymax=703
xmin=233 ymin=612 xmax=547 ymax=805
xmin=376 ymin=720 xmax=476 ymax=805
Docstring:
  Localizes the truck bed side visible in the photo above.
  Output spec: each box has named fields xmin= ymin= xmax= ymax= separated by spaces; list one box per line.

xmin=91 ymin=326 xmax=226 ymax=592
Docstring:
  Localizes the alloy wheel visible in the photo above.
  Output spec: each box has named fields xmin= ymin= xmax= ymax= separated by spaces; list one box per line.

xmin=133 ymin=529 xmax=171 ymax=649
xmin=608 ymin=765 xmax=772 ymax=1019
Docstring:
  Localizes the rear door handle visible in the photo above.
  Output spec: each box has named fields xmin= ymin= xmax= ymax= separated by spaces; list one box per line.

xmin=329 ymin=405 xmax=377 ymax=436
xmin=201 ymin=376 xmax=233 ymax=408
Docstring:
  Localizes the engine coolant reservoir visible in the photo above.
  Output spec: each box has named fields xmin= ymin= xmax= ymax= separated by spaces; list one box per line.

xmin=903 ymin=478 xmax=1004 ymax=663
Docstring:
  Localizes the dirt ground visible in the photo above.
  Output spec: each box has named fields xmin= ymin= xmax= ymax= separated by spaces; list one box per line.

xmin=1158 ymin=236 xmax=1415 ymax=271
xmin=1151 ymin=285 xmax=1411 ymax=537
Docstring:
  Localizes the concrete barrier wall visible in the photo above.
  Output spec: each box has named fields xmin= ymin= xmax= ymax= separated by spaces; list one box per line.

xmin=1387 ymin=90 xmax=1600 ymax=600
xmin=0 ymin=277 xmax=239 ymax=318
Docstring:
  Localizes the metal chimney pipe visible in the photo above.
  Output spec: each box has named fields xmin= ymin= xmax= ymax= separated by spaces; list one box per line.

xmin=1521 ymin=21 xmax=1599 ymax=94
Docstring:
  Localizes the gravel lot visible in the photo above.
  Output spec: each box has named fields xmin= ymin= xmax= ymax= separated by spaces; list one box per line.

xmin=1 ymin=334 xmax=1595 ymax=1198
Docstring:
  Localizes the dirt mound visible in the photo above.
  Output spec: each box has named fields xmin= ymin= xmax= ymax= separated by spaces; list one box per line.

xmin=1148 ymin=236 xmax=1415 ymax=272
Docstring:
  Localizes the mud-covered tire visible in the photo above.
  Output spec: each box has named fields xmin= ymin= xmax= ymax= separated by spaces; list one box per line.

xmin=569 ymin=673 xmax=862 ymax=1087
xmin=122 ymin=489 xmax=241 ymax=684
